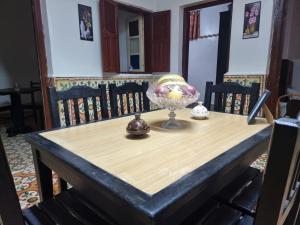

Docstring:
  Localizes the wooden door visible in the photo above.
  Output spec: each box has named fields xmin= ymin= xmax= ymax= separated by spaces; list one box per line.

xmin=100 ymin=0 xmax=120 ymax=72
xmin=216 ymin=9 xmax=232 ymax=84
xmin=152 ymin=10 xmax=171 ymax=72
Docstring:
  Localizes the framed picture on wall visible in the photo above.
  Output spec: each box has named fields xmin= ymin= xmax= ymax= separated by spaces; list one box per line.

xmin=78 ymin=4 xmax=94 ymax=41
xmin=243 ymin=1 xmax=261 ymax=39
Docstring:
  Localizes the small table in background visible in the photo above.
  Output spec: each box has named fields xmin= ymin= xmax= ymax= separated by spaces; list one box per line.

xmin=0 ymin=87 xmax=41 ymax=137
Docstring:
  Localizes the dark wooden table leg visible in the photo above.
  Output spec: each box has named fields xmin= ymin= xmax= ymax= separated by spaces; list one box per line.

xmin=6 ymin=92 xmax=32 ymax=136
xmin=32 ymin=147 xmax=53 ymax=202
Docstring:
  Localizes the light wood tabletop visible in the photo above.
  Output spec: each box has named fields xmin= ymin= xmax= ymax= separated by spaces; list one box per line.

xmin=41 ymin=109 xmax=269 ymax=195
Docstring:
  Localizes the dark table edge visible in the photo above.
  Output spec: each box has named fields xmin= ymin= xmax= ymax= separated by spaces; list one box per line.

xmin=25 ymin=123 xmax=272 ymax=224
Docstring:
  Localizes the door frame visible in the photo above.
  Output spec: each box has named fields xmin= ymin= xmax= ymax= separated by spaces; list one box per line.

xmin=31 ymin=0 xmax=52 ymax=129
xmin=266 ymin=0 xmax=291 ymax=115
xmin=182 ymin=0 xmax=232 ymax=81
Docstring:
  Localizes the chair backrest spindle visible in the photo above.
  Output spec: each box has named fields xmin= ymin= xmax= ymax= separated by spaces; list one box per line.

xmin=108 ymin=82 xmax=150 ymax=117
xmin=204 ymin=82 xmax=260 ymax=115
xmin=48 ymin=85 xmax=109 ymax=128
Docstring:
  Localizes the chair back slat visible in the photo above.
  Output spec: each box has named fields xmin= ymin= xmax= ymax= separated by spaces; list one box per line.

xmin=108 ymin=82 xmax=150 ymax=117
xmin=133 ymin=93 xmax=137 ymax=112
xmin=48 ymin=85 xmax=109 ymax=128
xmin=138 ymin=92 xmax=143 ymax=112
xmin=63 ymin=99 xmax=70 ymax=127
xmin=125 ymin=93 xmax=129 ymax=114
xmin=204 ymin=82 xmax=260 ymax=115
xmin=92 ymin=96 xmax=98 ymax=121
xmin=204 ymin=82 xmax=213 ymax=111
xmin=255 ymin=118 xmax=300 ymax=225
xmin=83 ymin=97 xmax=90 ymax=123
xmin=73 ymin=98 xmax=81 ymax=125
xmin=119 ymin=94 xmax=125 ymax=115
xmin=240 ymin=94 xmax=246 ymax=115
xmin=221 ymin=93 xmax=227 ymax=112
xmin=0 ymin=138 xmax=25 ymax=225
xmin=142 ymin=86 xmax=150 ymax=111
xmin=230 ymin=93 xmax=236 ymax=114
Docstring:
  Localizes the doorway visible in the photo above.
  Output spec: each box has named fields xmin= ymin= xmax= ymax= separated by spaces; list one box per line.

xmin=0 ymin=0 xmax=44 ymax=136
xmin=182 ymin=0 xmax=232 ymax=101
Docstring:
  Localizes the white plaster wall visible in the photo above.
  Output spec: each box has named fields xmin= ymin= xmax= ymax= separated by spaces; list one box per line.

xmin=42 ymin=0 xmax=155 ymax=77
xmin=156 ymin=0 xmax=274 ymax=76
xmin=117 ymin=0 xmax=156 ymax=11
xmin=188 ymin=4 xmax=229 ymax=101
xmin=41 ymin=0 xmax=275 ymax=77
xmin=43 ymin=0 xmax=102 ymax=77
xmin=227 ymin=0 xmax=274 ymax=75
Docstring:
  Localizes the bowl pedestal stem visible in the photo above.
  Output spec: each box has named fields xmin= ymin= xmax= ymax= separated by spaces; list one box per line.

xmin=161 ymin=110 xmax=182 ymax=129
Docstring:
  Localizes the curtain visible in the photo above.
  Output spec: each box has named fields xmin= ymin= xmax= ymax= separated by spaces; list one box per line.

xmin=189 ymin=11 xmax=200 ymax=40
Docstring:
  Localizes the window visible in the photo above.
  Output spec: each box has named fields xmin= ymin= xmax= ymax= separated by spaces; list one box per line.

xmin=100 ymin=0 xmax=171 ymax=74
xmin=127 ymin=16 xmax=144 ymax=72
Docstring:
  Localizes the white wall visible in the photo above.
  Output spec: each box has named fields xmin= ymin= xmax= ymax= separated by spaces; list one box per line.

xmin=227 ymin=0 xmax=274 ymax=75
xmin=156 ymin=0 xmax=274 ymax=76
xmin=42 ymin=0 xmax=155 ymax=77
xmin=118 ymin=0 xmax=156 ymax=11
xmin=41 ymin=0 xmax=275 ymax=77
xmin=188 ymin=4 xmax=229 ymax=101
xmin=43 ymin=0 xmax=102 ymax=77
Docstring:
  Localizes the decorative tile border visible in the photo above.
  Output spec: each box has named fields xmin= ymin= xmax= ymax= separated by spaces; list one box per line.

xmin=50 ymin=76 xmax=161 ymax=127
xmin=224 ymin=74 xmax=266 ymax=115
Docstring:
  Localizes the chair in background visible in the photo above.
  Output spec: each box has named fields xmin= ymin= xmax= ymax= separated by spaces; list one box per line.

xmin=22 ymin=81 xmax=44 ymax=129
xmin=204 ymin=82 xmax=260 ymax=115
xmin=29 ymin=81 xmax=41 ymax=123
xmin=108 ymin=82 xmax=150 ymax=118
xmin=48 ymin=85 xmax=109 ymax=192
xmin=213 ymin=118 xmax=300 ymax=225
xmin=0 ymin=136 xmax=116 ymax=225
xmin=276 ymin=93 xmax=300 ymax=119
xmin=49 ymin=85 xmax=109 ymax=128
xmin=0 ymin=102 xmax=11 ymax=120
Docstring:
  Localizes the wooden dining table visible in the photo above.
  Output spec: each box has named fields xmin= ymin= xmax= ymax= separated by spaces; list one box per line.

xmin=25 ymin=109 xmax=272 ymax=225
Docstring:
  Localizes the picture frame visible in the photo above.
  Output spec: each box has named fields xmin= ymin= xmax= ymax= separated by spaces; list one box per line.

xmin=78 ymin=4 xmax=94 ymax=41
xmin=243 ymin=1 xmax=261 ymax=39
xmin=247 ymin=90 xmax=271 ymax=125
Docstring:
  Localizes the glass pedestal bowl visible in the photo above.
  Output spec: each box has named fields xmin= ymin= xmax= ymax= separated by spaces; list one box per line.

xmin=147 ymin=83 xmax=199 ymax=129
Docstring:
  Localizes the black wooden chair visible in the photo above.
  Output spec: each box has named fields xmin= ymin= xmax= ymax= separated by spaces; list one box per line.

xmin=108 ymin=82 xmax=150 ymax=118
xmin=49 ymin=85 xmax=109 ymax=128
xmin=204 ymin=82 xmax=260 ymax=115
xmin=48 ymin=85 xmax=109 ymax=192
xmin=0 ymin=103 xmax=11 ymax=120
xmin=30 ymin=81 xmax=42 ymax=123
xmin=211 ymin=118 xmax=300 ymax=225
xmin=0 ymin=136 xmax=116 ymax=225
xmin=276 ymin=93 xmax=300 ymax=119
xmin=181 ymin=118 xmax=300 ymax=225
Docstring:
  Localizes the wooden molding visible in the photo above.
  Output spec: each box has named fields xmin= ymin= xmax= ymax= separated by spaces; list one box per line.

xmin=263 ymin=104 xmax=274 ymax=124
xmin=31 ymin=0 xmax=52 ymax=129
